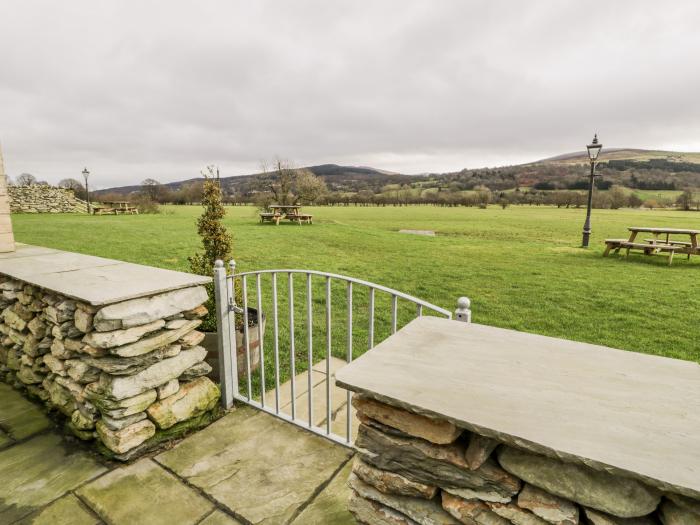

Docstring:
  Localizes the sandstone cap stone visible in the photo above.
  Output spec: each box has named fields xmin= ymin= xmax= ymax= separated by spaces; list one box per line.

xmin=0 ymin=244 xmax=210 ymax=306
xmin=336 ymin=316 xmax=700 ymax=500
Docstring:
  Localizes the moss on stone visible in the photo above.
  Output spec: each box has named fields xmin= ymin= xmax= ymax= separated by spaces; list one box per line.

xmin=97 ymin=405 xmax=223 ymax=461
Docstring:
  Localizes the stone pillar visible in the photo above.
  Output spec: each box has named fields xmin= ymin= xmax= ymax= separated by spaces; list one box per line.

xmin=0 ymin=146 xmax=16 ymax=252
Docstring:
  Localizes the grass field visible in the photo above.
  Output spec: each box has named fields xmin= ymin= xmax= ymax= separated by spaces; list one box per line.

xmin=10 ymin=205 xmax=700 ymax=390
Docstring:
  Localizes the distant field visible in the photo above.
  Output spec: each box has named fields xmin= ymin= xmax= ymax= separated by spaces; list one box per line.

xmin=11 ymin=205 xmax=700 ymax=383
xmin=626 ymin=189 xmax=683 ymax=201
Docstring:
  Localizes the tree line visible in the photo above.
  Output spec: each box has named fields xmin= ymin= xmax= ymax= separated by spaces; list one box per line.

xmin=10 ymin=161 xmax=700 ymax=212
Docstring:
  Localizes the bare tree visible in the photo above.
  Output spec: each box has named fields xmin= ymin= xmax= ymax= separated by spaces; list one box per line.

xmin=677 ymin=189 xmax=694 ymax=211
xmin=16 ymin=173 xmax=37 ymax=186
xmin=261 ymin=159 xmax=296 ymax=205
xmin=141 ymin=178 xmax=163 ymax=201
xmin=58 ymin=178 xmax=87 ymax=199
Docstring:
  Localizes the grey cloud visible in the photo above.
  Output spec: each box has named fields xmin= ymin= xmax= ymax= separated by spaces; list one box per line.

xmin=1 ymin=1 xmax=699 ymax=188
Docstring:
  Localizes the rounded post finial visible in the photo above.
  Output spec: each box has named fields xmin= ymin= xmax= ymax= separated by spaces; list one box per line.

xmin=214 ymin=259 xmax=224 ymax=268
xmin=455 ymin=296 xmax=472 ymax=323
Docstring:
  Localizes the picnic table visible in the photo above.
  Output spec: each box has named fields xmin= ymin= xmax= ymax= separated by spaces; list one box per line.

xmin=604 ymin=227 xmax=700 ymax=265
xmin=259 ymin=205 xmax=313 ymax=225
xmin=92 ymin=201 xmax=139 ymax=215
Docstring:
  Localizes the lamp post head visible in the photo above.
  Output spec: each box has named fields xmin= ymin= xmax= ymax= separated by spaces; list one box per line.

xmin=586 ymin=134 xmax=602 ymax=162
xmin=82 ymin=167 xmax=90 ymax=180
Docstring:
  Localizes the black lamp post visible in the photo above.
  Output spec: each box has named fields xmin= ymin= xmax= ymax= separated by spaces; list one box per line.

xmin=581 ymin=134 xmax=603 ymax=248
xmin=82 ymin=167 xmax=91 ymax=214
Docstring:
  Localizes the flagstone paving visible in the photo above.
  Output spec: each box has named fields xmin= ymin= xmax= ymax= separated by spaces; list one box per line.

xmin=15 ymin=494 xmax=100 ymax=525
xmin=77 ymin=458 xmax=215 ymax=525
xmin=156 ymin=405 xmax=354 ymax=524
xmin=0 ymin=383 xmax=52 ymax=441
xmin=0 ymin=433 xmax=107 ymax=523
xmin=1 ymin=377 xmax=357 ymax=524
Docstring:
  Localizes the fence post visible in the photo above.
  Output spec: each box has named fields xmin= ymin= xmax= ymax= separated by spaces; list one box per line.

xmin=455 ymin=297 xmax=472 ymax=323
xmin=214 ymin=259 xmax=234 ymax=409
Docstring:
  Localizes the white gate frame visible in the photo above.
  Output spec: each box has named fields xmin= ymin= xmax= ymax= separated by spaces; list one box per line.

xmin=213 ymin=259 xmax=471 ymax=446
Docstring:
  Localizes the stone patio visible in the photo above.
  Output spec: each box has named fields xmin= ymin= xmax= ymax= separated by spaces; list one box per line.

xmin=0 ymin=381 xmax=357 ymax=524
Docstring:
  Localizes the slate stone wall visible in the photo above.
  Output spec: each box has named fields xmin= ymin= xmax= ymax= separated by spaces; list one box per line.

xmin=348 ymin=395 xmax=699 ymax=525
xmin=0 ymin=276 xmax=221 ymax=460
xmin=8 ymin=185 xmax=87 ymax=213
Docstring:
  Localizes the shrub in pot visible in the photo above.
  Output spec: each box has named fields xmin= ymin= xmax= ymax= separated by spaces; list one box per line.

xmin=189 ymin=166 xmax=265 ymax=380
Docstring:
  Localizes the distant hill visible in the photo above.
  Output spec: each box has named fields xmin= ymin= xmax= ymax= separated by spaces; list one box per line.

xmin=93 ymin=164 xmax=408 ymax=196
xmin=94 ymin=149 xmax=700 ymax=199
xmin=539 ymin=148 xmax=700 ymax=165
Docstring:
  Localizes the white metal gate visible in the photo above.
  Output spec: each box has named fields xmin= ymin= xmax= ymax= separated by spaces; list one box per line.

xmin=213 ymin=259 xmax=471 ymax=447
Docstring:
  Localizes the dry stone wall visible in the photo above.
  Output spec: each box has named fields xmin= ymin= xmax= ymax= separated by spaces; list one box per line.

xmin=0 ymin=277 xmax=221 ymax=460
xmin=349 ymin=395 xmax=698 ymax=525
xmin=8 ymin=185 xmax=87 ymax=213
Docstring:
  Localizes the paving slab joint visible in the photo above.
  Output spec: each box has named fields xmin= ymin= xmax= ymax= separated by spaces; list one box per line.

xmin=288 ymin=452 xmax=355 ymax=524
xmin=153 ymin=455 xmax=249 ymax=524
xmin=69 ymin=490 xmax=107 ymax=524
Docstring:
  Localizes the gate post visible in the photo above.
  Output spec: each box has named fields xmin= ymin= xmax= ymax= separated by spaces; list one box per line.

xmin=455 ymin=297 xmax=472 ymax=323
xmin=214 ymin=259 xmax=234 ymax=409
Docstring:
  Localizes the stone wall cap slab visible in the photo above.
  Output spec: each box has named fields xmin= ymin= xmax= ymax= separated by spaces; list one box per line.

xmin=335 ymin=316 xmax=700 ymax=499
xmin=0 ymin=244 xmax=211 ymax=305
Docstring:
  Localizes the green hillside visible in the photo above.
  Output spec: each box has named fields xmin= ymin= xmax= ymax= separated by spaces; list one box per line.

xmin=541 ymin=148 xmax=700 ymax=165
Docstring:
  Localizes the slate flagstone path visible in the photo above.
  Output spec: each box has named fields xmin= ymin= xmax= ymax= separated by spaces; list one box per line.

xmin=0 ymin=379 xmax=358 ymax=524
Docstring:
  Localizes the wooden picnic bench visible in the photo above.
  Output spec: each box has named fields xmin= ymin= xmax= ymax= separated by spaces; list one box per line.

xmin=92 ymin=201 xmax=139 ymax=215
xmin=621 ymin=242 xmax=679 ymax=266
xmin=284 ymin=213 xmax=313 ymax=225
xmin=259 ymin=212 xmax=282 ymax=225
xmin=604 ymin=227 xmax=700 ymax=265
xmin=260 ymin=205 xmax=313 ymax=225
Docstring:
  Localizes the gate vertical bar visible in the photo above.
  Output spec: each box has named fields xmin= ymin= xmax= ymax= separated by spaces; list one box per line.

xmin=368 ymin=287 xmax=375 ymax=349
xmin=256 ymin=274 xmax=265 ymax=407
xmin=227 ymin=260 xmax=239 ymax=401
xmin=306 ymin=273 xmax=313 ymax=428
xmin=346 ymin=281 xmax=353 ymax=443
xmin=242 ymin=276 xmax=252 ymax=400
xmin=213 ymin=260 xmax=233 ymax=409
xmin=288 ymin=273 xmax=296 ymax=420
xmin=325 ymin=276 xmax=331 ymax=435
xmin=272 ymin=272 xmax=280 ymax=414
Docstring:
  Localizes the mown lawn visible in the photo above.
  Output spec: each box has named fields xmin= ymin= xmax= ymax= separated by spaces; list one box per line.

xmin=11 ymin=204 xmax=700 ymax=392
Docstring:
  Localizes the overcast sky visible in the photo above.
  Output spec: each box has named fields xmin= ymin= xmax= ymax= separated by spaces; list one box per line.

xmin=1 ymin=1 xmax=700 ymax=188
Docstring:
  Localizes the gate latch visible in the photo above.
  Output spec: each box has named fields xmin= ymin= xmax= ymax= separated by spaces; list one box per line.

xmin=228 ymin=298 xmax=244 ymax=314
